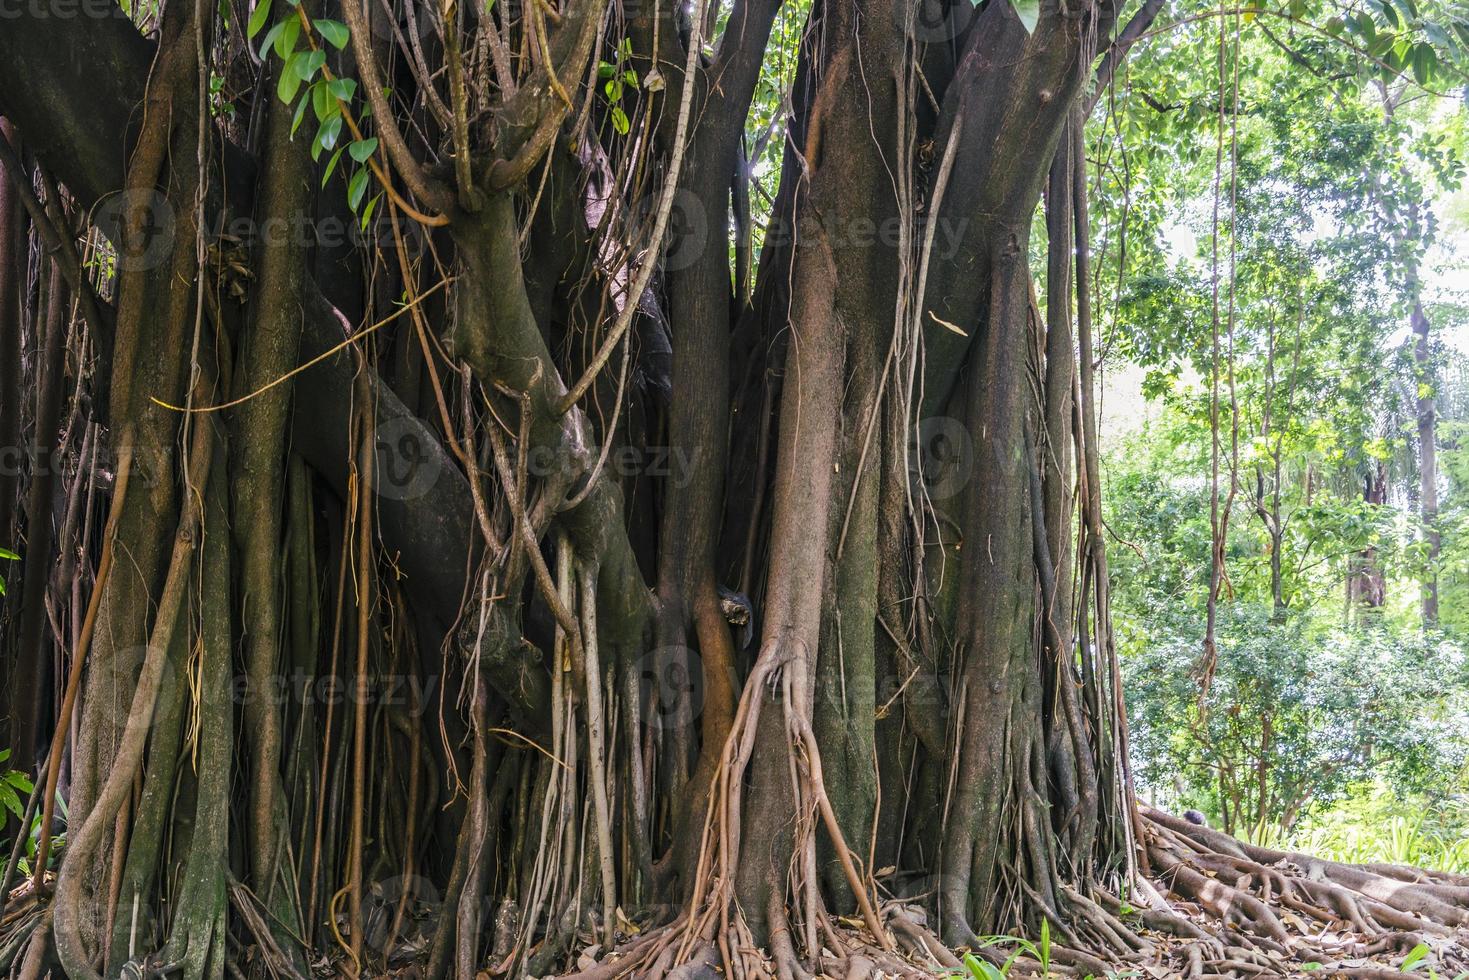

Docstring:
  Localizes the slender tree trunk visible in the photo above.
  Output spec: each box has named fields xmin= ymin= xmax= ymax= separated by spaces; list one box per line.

xmin=1413 ymin=299 xmax=1439 ymax=626
xmin=12 ymin=260 xmax=69 ymax=776
xmin=0 ymin=117 xmax=23 ymax=753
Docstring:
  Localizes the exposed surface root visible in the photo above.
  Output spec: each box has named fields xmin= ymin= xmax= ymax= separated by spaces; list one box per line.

xmin=1127 ymin=808 xmax=1469 ymax=978
xmin=552 ymin=810 xmax=1469 ymax=979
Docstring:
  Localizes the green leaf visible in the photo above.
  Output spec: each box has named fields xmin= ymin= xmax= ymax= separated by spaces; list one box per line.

xmin=611 ymin=105 xmax=630 ymax=136
xmin=322 ymin=146 xmax=346 ymax=185
xmin=6 ymin=771 xmax=33 ymax=794
xmin=962 ymin=953 xmax=1003 ymax=980
xmin=314 ymin=17 xmax=349 ymax=49
xmin=348 ymin=167 xmax=370 ymax=211
xmin=257 ymin=20 xmax=285 ymax=59
xmin=1410 ymin=43 xmax=1436 ymax=84
xmin=0 ymin=547 xmax=18 ymax=560
xmin=279 ymin=61 xmax=305 ymax=106
xmin=247 ymin=0 xmax=272 ymax=39
xmin=312 ymin=79 xmax=333 ymax=121
xmin=275 ymin=15 xmax=300 ymax=59
xmin=0 ymin=783 xmax=21 ymax=821
xmin=293 ymin=49 xmax=326 ymax=81
xmin=348 ymin=137 xmax=378 ymax=163
xmin=1009 ymin=0 xmax=1039 ymax=33
xmin=318 ymin=113 xmax=343 ymax=153
xmin=291 ymin=91 xmax=310 ymax=135
xmin=1402 ymin=942 xmax=1431 ymax=971
xmin=0 ymin=749 xmax=10 ymax=763
xmin=328 ymin=77 xmax=358 ymax=102
xmin=359 ymin=191 xmax=382 ymax=231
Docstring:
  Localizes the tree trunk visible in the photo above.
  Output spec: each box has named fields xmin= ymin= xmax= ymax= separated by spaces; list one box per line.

xmin=1413 ymin=299 xmax=1439 ymax=627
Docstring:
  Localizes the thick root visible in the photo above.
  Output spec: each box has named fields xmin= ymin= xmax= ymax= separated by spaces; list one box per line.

xmin=561 ymin=809 xmax=1469 ymax=978
xmin=1134 ymin=809 xmax=1469 ymax=977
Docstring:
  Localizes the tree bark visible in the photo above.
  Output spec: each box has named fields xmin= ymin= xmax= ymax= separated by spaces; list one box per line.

xmin=1413 ymin=299 xmax=1439 ymax=626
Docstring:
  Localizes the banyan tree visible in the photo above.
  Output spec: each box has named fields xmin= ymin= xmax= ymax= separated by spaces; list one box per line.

xmin=2 ymin=0 xmax=1469 ymax=975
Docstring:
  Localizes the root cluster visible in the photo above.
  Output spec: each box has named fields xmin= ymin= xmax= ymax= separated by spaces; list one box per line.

xmin=554 ymin=807 xmax=1469 ymax=979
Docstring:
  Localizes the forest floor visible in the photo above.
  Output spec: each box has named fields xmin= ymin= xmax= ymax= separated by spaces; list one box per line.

xmin=556 ymin=808 xmax=1469 ymax=980
xmin=4 ymin=807 xmax=1468 ymax=979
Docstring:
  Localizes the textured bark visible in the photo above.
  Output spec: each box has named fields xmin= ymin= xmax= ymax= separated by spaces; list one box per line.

xmin=0 ymin=10 xmax=472 ymax=654
xmin=655 ymin=0 xmax=782 ymax=879
xmin=11 ymin=261 xmax=70 ymax=782
xmin=232 ymin=40 xmax=315 ymax=905
xmin=0 ymin=0 xmax=1176 ymax=975
xmin=1413 ymin=299 xmax=1439 ymax=626
xmin=1347 ymin=463 xmax=1388 ymax=612
xmin=0 ymin=117 xmax=23 ymax=753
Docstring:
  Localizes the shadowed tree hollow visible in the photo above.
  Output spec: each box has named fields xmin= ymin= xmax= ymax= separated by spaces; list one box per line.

xmin=1 ymin=0 xmax=1469 ymax=976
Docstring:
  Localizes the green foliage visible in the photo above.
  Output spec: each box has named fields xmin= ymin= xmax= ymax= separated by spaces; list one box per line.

xmin=1125 ymin=607 xmax=1469 ymax=833
xmin=0 ymin=748 xmax=54 ymax=882
xmin=597 ymin=37 xmax=639 ymax=136
xmin=247 ymin=0 xmax=377 ymax=220
xmin=0 ymin=545 xmax=16 ymax=596
xmin=1095 ymin=0 xmax=1469 ymax=849
xmin=1429 ymin=411 xmax=1469 ymax=635
xmin=943 ymin=923 xmax=1054 ymax=979
xmin=1283 ymin=782 xmax=1469 ymax=871
xmin=0 ymin=749 xmax=32 ymax=821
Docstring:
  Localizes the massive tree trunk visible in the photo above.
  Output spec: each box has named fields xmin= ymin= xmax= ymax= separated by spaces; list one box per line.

xmin=8 ymin=1 xmax=1467 ymax=978
xmin=0 ymin=0 xmax=1137 ymax=968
